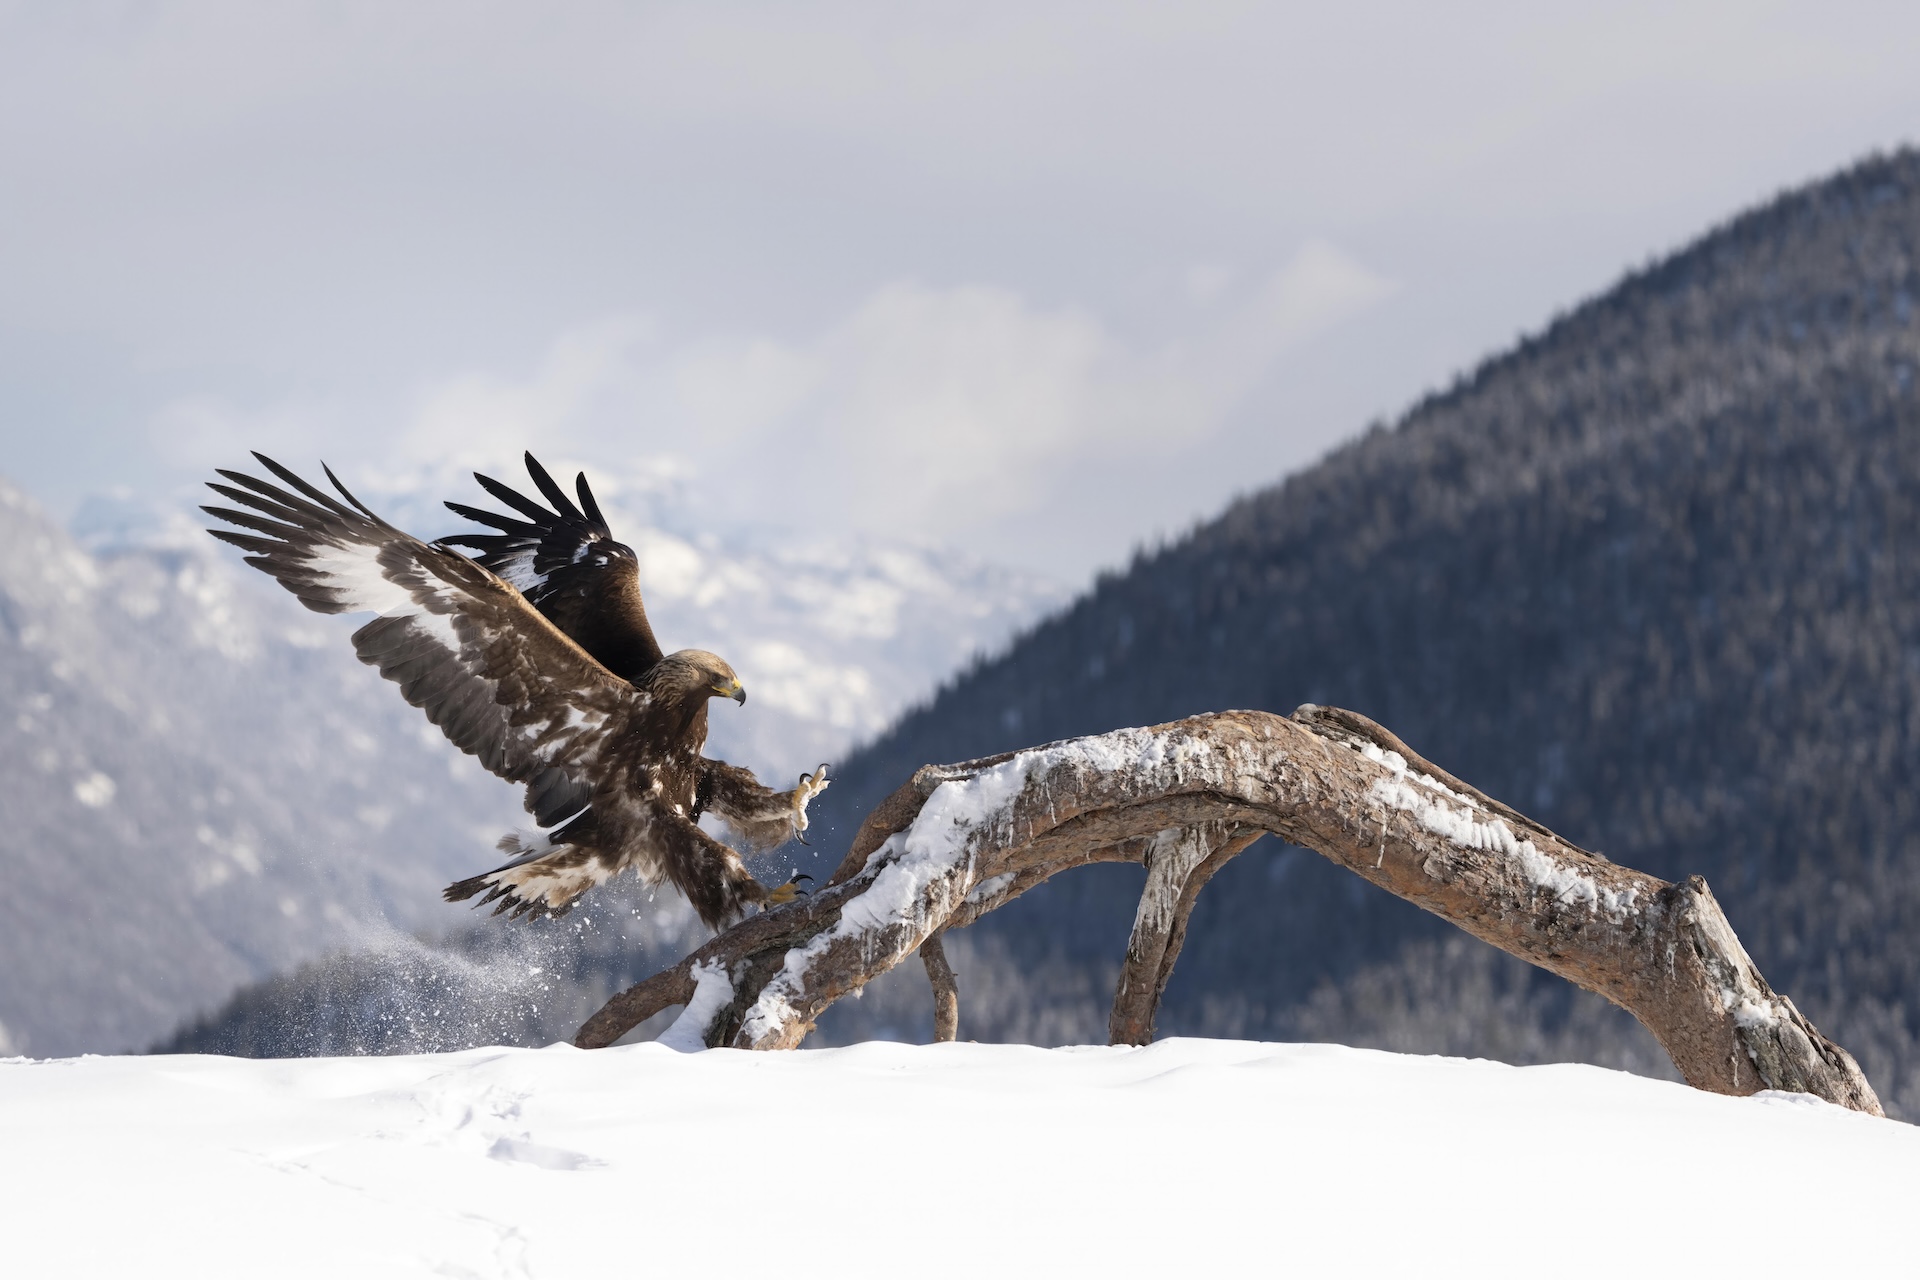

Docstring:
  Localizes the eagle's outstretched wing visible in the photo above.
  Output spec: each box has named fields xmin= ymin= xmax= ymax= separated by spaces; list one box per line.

xmin=203 ymin=453 xmax=633 ymax=828
xmin=439 ymin=452 xmax=664 ymax=682
xmin=206 ymin=453 xmax=826 ymax=929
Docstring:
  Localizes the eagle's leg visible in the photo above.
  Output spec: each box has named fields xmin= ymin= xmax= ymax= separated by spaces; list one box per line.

xmin=693 ymin=760 xmax=833 ymax=853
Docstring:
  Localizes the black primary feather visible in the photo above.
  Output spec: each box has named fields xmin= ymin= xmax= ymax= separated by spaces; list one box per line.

xmin=440 ymin=452 xmax=665 ymax=681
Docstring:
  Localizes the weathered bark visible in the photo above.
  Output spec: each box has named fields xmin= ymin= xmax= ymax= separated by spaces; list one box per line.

xmin=575 ymin=707 xmax=1884 ymax=1116
xmin=573 ymin=965 xmax=694 ymax=1050
xmin=1108 ymin=823 xmax=1260 ymax=1046
xmin=921 ymin=932 xmax=959 ymax=1043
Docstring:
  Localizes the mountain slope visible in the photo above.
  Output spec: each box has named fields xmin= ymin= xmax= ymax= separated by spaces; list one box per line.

xmin=805 ymin=148 xmax=1920 ymax=1114
xmin=0 ymin=485 xmax=521 ymax=1056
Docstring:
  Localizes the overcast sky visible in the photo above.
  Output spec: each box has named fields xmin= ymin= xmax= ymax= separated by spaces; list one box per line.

xmin=3 ymin=1 xmax=1918 ymax=583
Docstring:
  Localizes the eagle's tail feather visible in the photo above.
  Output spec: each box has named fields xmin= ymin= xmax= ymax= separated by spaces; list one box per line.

xmin=443 ymin=831 xmax=619 ymax=922
xmin=443 ymin=872 xmax=502 ymax=904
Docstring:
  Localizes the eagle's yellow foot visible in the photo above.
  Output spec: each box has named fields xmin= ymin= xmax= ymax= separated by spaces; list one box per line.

xmin=764 ymin=873 xmax=814 ymax=905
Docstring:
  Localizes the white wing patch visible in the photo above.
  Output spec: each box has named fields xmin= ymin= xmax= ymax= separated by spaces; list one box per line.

xmin=302 ymin=537 xmax=418 ymax=616
xmin=305 ymin=537 xmax=467 ymax=653
xmin=492 ymin=544 xmax=548 ymax=593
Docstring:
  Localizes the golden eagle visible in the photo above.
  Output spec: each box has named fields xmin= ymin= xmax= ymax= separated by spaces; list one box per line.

xmin=202 ymin=453 xmax=827 ymax=930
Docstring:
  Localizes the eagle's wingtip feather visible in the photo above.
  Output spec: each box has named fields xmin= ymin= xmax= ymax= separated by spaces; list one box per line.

xmin=523 ymin=452 xmax=585 ymax=521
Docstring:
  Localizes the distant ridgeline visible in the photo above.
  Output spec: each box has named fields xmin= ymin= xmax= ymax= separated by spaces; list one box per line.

xmin=806 ymin=147 xmax=1920 ymax=1115
xmin=168 ymin=149 xmax=1920 ymax=1119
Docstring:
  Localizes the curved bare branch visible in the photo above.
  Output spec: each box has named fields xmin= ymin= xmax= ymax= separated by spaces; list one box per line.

xmin=1109 ymin=823 xmax=1260 ymax=1046
xmin=575 ymin=708 xmax=1883 ymax=1116
xmin=921 ymin=931 xmax=959 ymax=1043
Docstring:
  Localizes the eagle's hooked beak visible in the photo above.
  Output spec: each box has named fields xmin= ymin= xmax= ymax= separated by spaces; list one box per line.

xmin=713 ymin=678 xmax=746 ymax=705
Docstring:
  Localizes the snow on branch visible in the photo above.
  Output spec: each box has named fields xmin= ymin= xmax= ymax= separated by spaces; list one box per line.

xmin=573 ymin=707 xmax=1884 ymax=1117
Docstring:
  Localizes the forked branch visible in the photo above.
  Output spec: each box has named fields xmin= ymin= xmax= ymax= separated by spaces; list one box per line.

xmin=575 ymin=707 xmax=1883 ymax=1117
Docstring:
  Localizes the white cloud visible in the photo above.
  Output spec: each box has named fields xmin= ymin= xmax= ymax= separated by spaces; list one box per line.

xmin=377 ymin=239 xmax=1392 ymax=556
xmin=398 ymin=316 xmax=661 ymax=476
xmin=148 ymin=395 xmax=330 ymax=473
xmin=805 ymin=281 xmax=1108 ymax=530
xmin=16 ymin=1 xmax=1920 ymax=577
xmin=671 ymin=338 xmax=819 ymax=447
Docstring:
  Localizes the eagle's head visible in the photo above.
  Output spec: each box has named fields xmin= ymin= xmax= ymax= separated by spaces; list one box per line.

xmin=650 ymin=648 xmax=746 ymax=706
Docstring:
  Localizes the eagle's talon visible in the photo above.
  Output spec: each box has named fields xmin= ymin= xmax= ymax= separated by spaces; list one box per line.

xmin=789 ymin=763 xmax=832 ymax=845
xmin=764 ymin=875 xmax=812 ymax=905
xmin=796 ymin=763 xmax=832 ymax=802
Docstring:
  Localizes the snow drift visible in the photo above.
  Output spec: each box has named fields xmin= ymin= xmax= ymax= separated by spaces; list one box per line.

xmin=3 ymin=1039 xmax=1913 ymax=1278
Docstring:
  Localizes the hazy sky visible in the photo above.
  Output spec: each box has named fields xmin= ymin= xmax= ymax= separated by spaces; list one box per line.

xmin=4 ymin=1 xmax=1919 ymax=582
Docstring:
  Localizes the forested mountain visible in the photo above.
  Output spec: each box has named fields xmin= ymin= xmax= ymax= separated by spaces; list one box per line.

xmin=163 ymin=150 xmax=1920 ymax=1120
xmin=806 ymin=147 xmax=1920 ymax=1116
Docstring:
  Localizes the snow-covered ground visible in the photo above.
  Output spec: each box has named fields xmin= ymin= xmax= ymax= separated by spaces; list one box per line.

xmin=4 ymin=1039 xmax=1912 ymax=1278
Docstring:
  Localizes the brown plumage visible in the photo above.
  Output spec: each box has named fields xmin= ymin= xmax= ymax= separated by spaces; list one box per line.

xmin=439 ymin=453 xmax=830 ymax=858
xmin=202 ymin=452 xmax=828 ymax=930
xmin=440 ymin=452 xmax=664 ymax=682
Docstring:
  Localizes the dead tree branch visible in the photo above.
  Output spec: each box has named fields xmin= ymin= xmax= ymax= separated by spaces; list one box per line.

xmin=575 ymin=707 xmax=1884 ymax=1117
xmin=920 ymin=931 xmax=959 ymax=1043
xmin=1108 ymin=822 xmax=1260 ymax=1046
